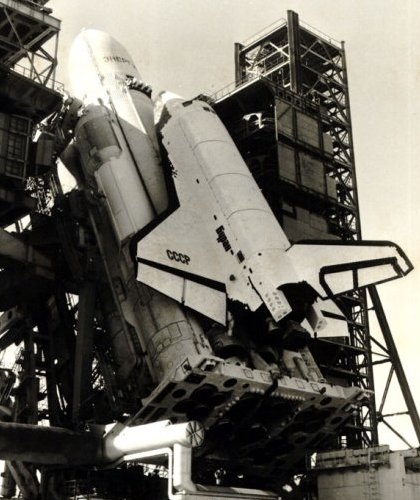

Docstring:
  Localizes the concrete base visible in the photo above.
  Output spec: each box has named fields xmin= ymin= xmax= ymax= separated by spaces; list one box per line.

xmin=315 ymin=445 xmax=420 ymax=500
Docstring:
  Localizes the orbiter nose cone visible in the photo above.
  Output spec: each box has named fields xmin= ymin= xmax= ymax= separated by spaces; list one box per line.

xmin=154 ymin=91 xmax=186 ymax=126
xmin=156 ymin=90 xmax=184 ymax=104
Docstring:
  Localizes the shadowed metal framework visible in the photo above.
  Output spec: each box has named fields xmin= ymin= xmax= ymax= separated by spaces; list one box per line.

xmin=214 ymin=10 xmax=419 ymax=451
xmin=0 ymin=0 xmax=60 ymax=89
xmin=0 ymin=1 xmax=63 ymax=497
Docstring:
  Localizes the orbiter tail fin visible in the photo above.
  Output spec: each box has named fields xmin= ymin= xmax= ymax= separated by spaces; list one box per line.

xmin=287 ymin=240 xmax=413 ymax=299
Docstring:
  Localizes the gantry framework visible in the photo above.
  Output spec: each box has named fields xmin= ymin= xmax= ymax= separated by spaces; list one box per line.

xmin=230 ymin=11 xmax=359 ymax=241
xmin=0 ymin=0 xmax=62 ymax=227
xmin=0 ymin=2 xmax=62 ymax=496
xmin=0 ymin=0 xmax=60 ymax=89
xmin=214 ymin=10 xmax=419 ymax=450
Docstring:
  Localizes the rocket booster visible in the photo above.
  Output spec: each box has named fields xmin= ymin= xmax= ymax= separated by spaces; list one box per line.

xmin=67 ymin=30 xmax=213 ymax=383
xmin=68 ymin=28 xmax=167 ymax=240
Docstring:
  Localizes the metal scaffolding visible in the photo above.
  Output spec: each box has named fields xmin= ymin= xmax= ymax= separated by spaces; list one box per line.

xmin=214 ymin=10 xmax=419 ymax=450
xmin=0 ymin=1 xmax=62 ymax=496
xmin=0 ymin=0 xmax=60 ymax=89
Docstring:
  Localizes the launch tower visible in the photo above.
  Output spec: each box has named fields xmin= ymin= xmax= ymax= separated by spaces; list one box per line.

xmin=213 ymin=10 xmax=419 ymax=451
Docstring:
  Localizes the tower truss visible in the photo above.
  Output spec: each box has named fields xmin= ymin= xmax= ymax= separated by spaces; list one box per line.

xmin=213 ymin=10 xmax=419 ymax=450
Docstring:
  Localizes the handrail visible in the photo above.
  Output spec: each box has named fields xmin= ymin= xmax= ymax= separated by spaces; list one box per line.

xmin=299 ymin=19 xmax=341 ymax=47
xmin=9 ymin=62 xmax=64 ymax=93
xmin=10 ymin=0 xmax=51 ymax=11
xmin=242 ymin=17 xmax=287 ymax=48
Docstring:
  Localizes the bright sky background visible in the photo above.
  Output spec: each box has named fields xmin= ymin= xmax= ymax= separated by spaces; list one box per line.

xmin=49 ymin=0 xmax=420 ymax=450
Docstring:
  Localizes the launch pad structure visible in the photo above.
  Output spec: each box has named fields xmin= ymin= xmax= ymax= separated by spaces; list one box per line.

xmin=213 ymin=10 xmax=420 ymax=451
xmin=0 ymin=3 xmax=418 ymax=500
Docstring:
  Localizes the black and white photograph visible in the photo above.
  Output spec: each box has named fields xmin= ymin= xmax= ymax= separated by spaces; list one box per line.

xmin=0 ymin=1 xmax=418 ymax=498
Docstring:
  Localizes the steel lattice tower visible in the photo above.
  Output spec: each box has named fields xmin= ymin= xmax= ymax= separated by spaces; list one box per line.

xmin=213 ymin=10 xmax=420 ymax=450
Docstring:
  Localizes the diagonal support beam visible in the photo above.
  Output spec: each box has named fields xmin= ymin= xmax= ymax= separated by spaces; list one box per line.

xmin=378 ymin=366 xmax=394 ymax=415
xmin=369 ymin=285 xmax=420 ymax=445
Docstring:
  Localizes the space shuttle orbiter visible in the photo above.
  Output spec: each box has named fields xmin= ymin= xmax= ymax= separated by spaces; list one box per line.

xmin=135 ymin=92 xmax=412 ymax=328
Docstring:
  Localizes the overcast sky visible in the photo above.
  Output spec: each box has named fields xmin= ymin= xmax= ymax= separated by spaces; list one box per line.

xmin=49 ymin=0 xmax=420 ymax=449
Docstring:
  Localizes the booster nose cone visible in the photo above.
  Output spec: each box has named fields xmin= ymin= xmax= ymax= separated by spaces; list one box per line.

xmin=69 ymin=29 xmax=141 ymax=103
